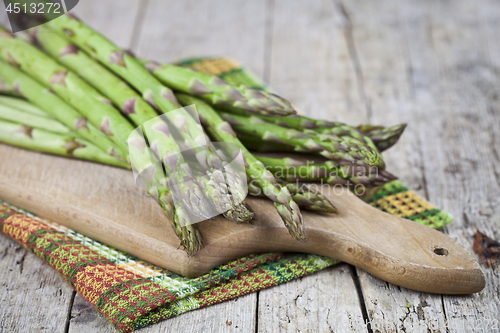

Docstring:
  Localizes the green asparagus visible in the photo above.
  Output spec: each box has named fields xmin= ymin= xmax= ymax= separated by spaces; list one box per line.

xmin=0 ymin=26 xmax=133 ymax=160
xmin=278 ymin=180 xmax=337 ymax=214
xmin=176 ymin=93 xmax=307 ymax=241
xmin=0 ymin=97 xmax=69 ymax=134
xmin=217 ymin=111 xmax=384 ymax=168
xmin=0 ymin=95 xmax=51 ymax=117
xmin=31 ymin=22 xmax=256 ymax=251
xmin=127 ymin=130 xmax=203 ymax=255
xmin=168 ymin=110 xmax=254 ymax=222
xmin=0 ymin=118 xmax=129 ymax=168
xmin=254 ymin=114 xmax=405 ymax=153
xmin=0 ymin=60 xmax=125 ymax=162
xmin=143 ymin=60 xmax=297 ymax=116
xmin=256 ymin=155 xmax=397 ymax=187
xmin=32 ymin=23 xmax=253 ymax=223
xmin=30 ymin=24 xmax=159 ymax=127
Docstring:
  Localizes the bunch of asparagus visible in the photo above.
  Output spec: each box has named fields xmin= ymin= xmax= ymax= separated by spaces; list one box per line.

xmin=0 ymin=12 xmax=406 ymax=255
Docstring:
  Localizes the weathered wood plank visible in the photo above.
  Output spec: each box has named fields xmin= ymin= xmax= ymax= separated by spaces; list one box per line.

xmin=0 ymin=234 xmax=75 ymax=332
xmin=268 ymin=0 xmax=366 ymax=124
xmin=402 ymin=0 xmax=500 ymax=331
xmin=339 ymin=0 xmax=449 ymax=331
xmin=144 ymin=293 xmax=256 ymax=333
xmin=136 ymin=0 xmax=268 ymax=79
xmin=258 ymin=1 xmax=367 ymax=331
xmin=68 ymin=292 xmax=257 ymax=333
xmin=258 ymin=264 xmax=368 ymax=332
xmin=71 ymin=0 xmax=143 ymax=49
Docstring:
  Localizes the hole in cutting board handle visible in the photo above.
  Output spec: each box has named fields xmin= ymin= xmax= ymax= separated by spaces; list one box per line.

xmin=434 ymin=247 xmax=449 ymax=256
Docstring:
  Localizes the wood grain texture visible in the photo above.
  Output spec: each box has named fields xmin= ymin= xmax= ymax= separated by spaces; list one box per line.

xmin=136 ymin=0 xmax=267 ymax=78
xmin=71 ymin=0 xmax=142 ymax=49
xmin=403 ymin=0 xmax=500 ymax=330
xmin=258 ymin=1 xmax=374 ymax=330
xmin=258 ymin=264 xmax=366 ymax=332
xmin=341 ymin=0 xmax=500 ymax=331
xmin=1 ymin=0 xmax=499 ymax=332
xmin=339 ymin=0 xmax=450 ymax=331
xmin=0 ymin=235 xmax=75 ymax=332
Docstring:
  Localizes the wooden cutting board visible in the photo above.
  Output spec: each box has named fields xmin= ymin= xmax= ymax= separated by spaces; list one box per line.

xmin=0 ymin=144 xmax=485 ymax=294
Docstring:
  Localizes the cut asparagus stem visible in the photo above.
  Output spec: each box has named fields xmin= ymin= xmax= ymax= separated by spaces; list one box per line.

xmin=176 ymin=93 xmax=307 ymax=241
xmin=142 ymin=60 xmax=297 ymax=117
xmin=0 ymin=26 xmax=133 ymax=160
xmin=0 ymin=60 xmax=125 ymax=162
xmin=217 ymin=110 xmax=385 ymax=168
xmin=0 ymin=97 xmax=69 ymax=134
xmin=255 ymin=155 xmax=397 ymax=187
xmin=0 ymin=118 xmax=130 ymax=168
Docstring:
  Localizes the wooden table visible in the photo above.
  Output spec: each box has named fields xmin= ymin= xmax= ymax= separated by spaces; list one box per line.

xmin=1 ymin=0 xmax=499 ymax=331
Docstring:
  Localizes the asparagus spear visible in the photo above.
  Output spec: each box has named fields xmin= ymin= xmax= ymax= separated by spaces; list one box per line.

xmin=45 ymin=15 xmax=182 ymax=114
xmin=169 ymin=112 xmax=254 ymax=222
xmin=0 ymin=95 xmax=51 ymax=117
xmin=0 ymin=26 xmax=132 ymax=160
xmin=176 ymin=93 xmax=307 ymax=241
xmin=31 ymin=21 xmax=254 ymax=249
xmin=217 ymin=110 xmax=385 ymax=168
xmin=254 ymin=114 xmax=406 ymax=153
xmin=278 ymin=180 xmax=337 ymax=214
xmin=256 ymin=155 xmax=397 ymax=187
xmin=356 ymin=124 xmax=407 ymax=152
xmin=0 ymin=97 xmax=69 ymax=134
xmin=142 ymin=60 xmax=297 ymax=117
xmin=0 ymin=118 xmax=130 ymax=168
xmin=29 ymin=24 xmax=158 ymax=127
xmin=0 ymin=60 xmax=125 ymax=161
xmin=127 ymin=130 xmax=203 ymax=255
xmin=31 ymin=24 xmax=253 ymax=224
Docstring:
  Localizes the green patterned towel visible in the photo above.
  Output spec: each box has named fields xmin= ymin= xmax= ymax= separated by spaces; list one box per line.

xmin=0 ymin=58 xmax=453 ymax=332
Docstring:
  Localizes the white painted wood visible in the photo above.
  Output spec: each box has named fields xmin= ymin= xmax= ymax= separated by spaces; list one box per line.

xmin=0 ymin=234 xmax=74 ymax=332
